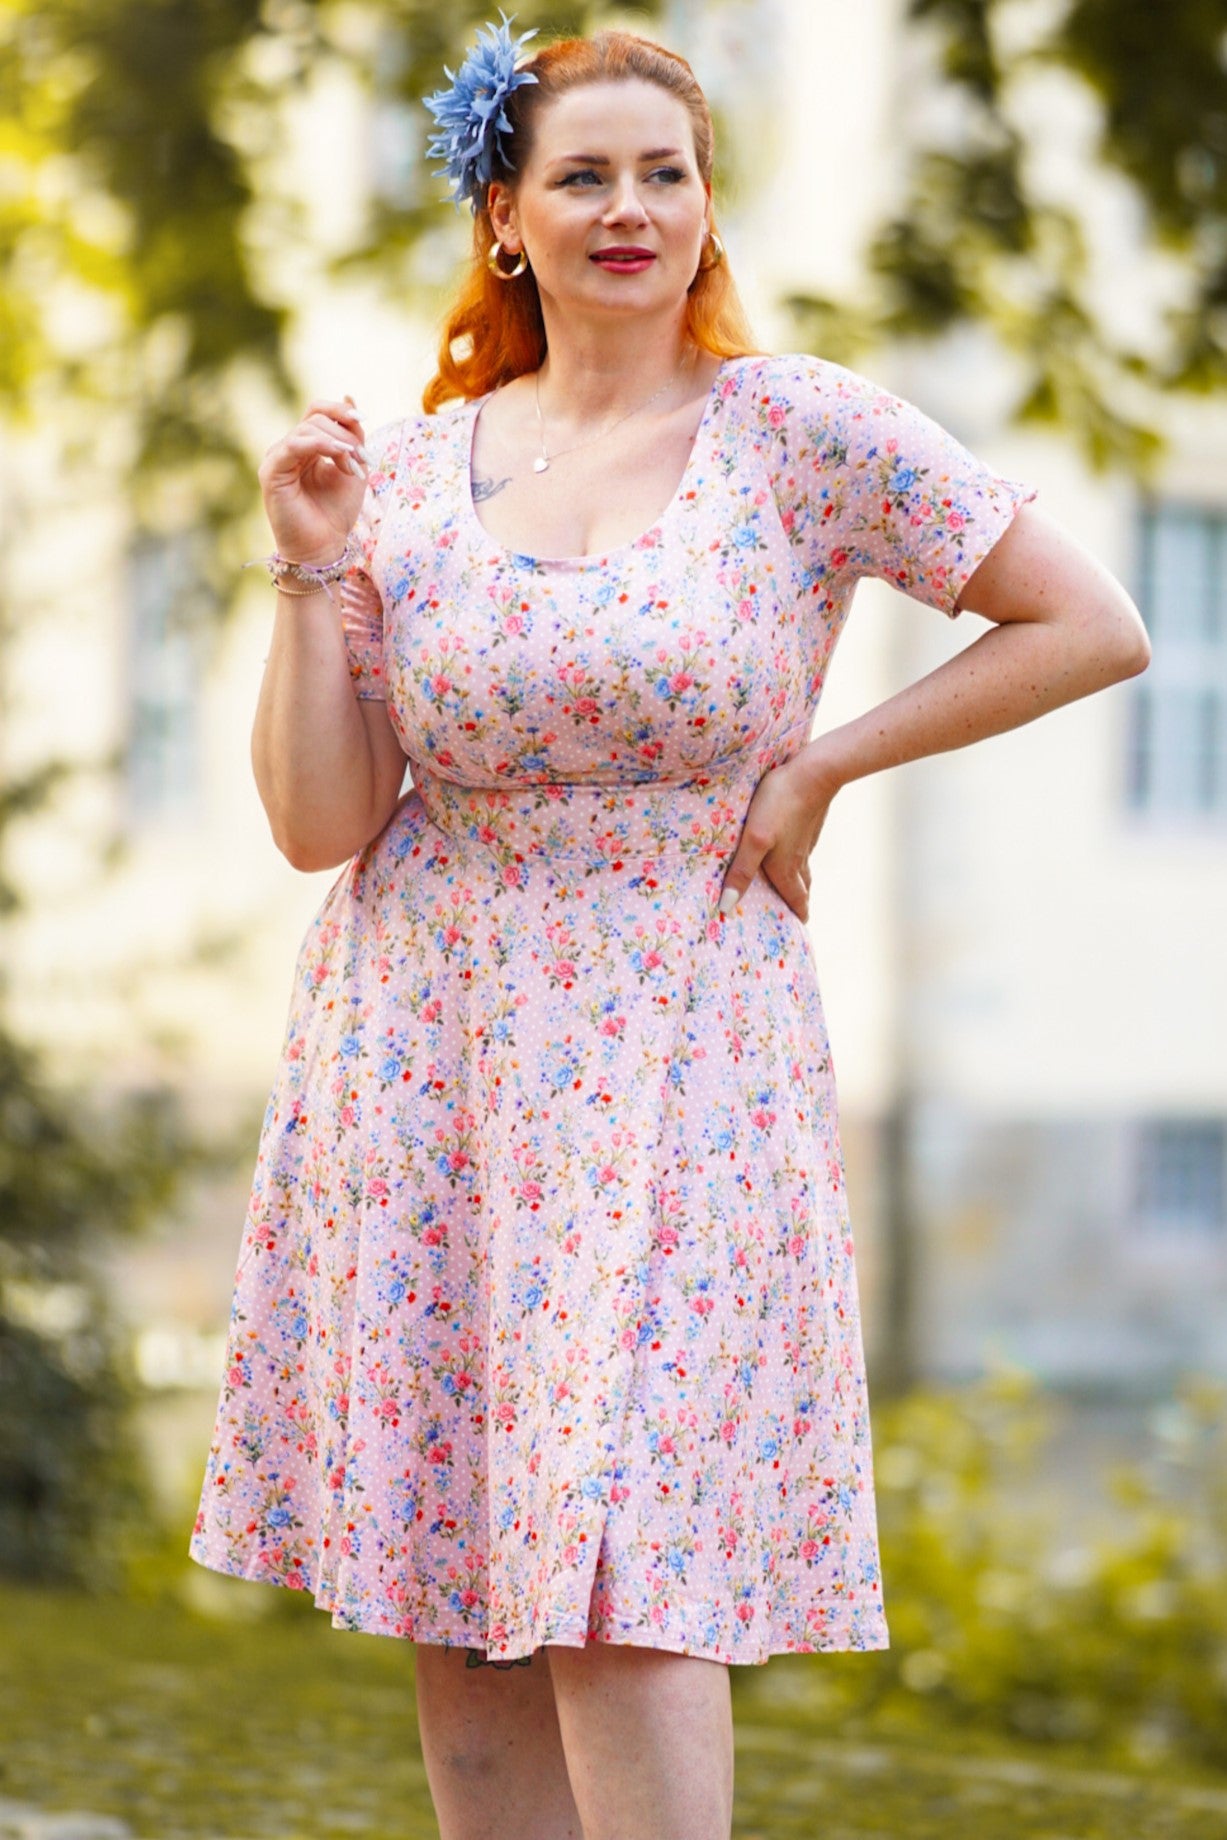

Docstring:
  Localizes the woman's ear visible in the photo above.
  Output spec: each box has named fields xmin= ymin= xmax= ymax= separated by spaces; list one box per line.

xmin=487 ymin=182 xmax=521 ymax=250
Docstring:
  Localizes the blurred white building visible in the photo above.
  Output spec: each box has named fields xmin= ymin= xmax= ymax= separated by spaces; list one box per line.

xmin=3 ymin=0 xmax=1224 ymax=1516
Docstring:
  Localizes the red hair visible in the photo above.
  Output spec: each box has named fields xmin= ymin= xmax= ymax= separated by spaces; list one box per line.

xmin=421 ymin=29 xmax=762 ymax=412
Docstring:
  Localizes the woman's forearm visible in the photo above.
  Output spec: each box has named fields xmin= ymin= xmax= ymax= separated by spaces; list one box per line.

xmin=251 ymin=583 xmax=387 ymax=870
xmin=800 ymin=598 xmax=1149 ymax=800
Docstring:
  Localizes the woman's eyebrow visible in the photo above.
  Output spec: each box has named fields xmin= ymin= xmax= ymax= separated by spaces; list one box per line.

xmin=550 ymin=147 xmax=685 ymax=167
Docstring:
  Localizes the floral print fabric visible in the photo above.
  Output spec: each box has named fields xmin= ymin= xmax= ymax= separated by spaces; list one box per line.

xmin=189 ymin=353 xmax=1036 ymax=1664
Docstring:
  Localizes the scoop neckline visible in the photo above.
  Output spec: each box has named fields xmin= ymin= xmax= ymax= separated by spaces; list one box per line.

xmin=462 ymin=356 xmax=735 ymax=569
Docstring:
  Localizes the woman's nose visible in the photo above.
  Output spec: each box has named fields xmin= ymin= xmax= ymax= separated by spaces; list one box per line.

xmin=602 ymin=174 xmax=649 ymax=224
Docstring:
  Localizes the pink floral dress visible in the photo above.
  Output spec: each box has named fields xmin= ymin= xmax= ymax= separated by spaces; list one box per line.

xmin=189 ymin=353 xmax=1035 ymax=1665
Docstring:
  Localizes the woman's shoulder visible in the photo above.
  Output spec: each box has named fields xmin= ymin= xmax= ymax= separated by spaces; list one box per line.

xmin=364 ymin=396 xmax=475 ymax=477
xmin=718 ymin=350 xmax=894 ymax=420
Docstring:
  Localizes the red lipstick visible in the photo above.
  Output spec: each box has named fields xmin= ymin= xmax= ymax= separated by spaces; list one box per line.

xmin=590 ymin=246 xmax=656 ymax=273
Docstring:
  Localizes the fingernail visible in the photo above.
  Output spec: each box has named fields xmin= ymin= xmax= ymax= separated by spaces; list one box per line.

xmin=718 ymin=886 xmax=741 ymax=915
xmin=346 ymin=453 xmax=365 ymax=477
xmin=357 ymin=444 xmax=370 ymax=463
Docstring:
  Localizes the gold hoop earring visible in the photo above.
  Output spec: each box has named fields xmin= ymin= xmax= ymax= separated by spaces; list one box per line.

xmin=698 ymin=231 xmax=726 ymax=272
xmin=487 ymin=242 xmax=528 ymax=280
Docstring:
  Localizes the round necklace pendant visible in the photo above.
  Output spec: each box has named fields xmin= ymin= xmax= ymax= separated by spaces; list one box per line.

xmin=533 ymin=455 xmax=550 ymax=474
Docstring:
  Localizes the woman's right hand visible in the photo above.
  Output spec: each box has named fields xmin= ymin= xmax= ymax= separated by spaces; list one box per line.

xmin=257 ymin=394 xmax=371 ymax=565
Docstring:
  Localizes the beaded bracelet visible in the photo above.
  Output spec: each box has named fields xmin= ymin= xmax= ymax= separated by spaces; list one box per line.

xmin=241 ymin=538 xmax=355 ymax=591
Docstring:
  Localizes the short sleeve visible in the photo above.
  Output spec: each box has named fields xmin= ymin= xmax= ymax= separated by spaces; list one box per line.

xmin=754 ymin=354 xmax=1038 ymax=618
xmin=337 ymin=416 xmax=405 ymax=700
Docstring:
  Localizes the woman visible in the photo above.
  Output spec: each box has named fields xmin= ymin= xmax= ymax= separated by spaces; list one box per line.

xmin=190 ymin=19 xmax=1150 ymax=1840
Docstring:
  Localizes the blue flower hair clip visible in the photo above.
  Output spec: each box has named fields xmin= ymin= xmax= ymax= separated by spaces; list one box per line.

xmin=423 ymin=11 xmax=540 ymax=214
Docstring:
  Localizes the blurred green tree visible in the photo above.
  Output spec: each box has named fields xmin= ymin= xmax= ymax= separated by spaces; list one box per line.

xmin=0 ymin=1031 xmax=202 ymax=1585
xmin=0 ymin=0 xmax=298 ymax=1585
xmin=786 ymin=0 xmax=1227 ymax=472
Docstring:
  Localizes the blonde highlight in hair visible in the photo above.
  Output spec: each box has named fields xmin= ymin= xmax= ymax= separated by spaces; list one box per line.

xmin=422 ymin=29 xmax=761 ymax=412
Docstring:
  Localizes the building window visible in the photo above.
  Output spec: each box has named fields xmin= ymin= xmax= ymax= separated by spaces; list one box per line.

xmin=125 ymin=530 xmax=203 ymax=823
xmin=1132 ymin=1119 xmax=1226 ymax=1238
xmin=1126 ymin=502 xmax=1227 ymax=817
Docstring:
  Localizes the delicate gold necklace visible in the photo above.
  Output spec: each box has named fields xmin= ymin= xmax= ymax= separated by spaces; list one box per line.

xmin=531 ymin=355 xmax=690 ymax=474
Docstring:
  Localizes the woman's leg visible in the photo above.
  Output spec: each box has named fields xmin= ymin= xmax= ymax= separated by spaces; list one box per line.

xmin=414 ymin=1644 xmax=584 ymax=1840
xmin=544 ymin=1641 xmax=735 ymax=1840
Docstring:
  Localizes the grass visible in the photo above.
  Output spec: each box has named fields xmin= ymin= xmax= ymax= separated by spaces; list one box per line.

xmin=1 ymin=1574 xmax=1226 ymax=1839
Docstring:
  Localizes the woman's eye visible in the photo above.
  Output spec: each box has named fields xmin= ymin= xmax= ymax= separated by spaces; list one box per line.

xmin=558 ymin=167 xmax=687 ymax=187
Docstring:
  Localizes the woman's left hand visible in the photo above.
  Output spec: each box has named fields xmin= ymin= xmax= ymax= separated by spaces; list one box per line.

xmin=717 ymin=742 xmax=841 ymax=925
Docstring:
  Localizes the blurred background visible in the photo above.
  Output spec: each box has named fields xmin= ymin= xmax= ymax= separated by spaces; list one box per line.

xmin=1 ymin=1 xmax=1226 ymax=1835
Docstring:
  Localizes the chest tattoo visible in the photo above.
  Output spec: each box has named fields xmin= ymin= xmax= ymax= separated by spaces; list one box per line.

xmin=472 ymin=470 xmax=512 ymax=502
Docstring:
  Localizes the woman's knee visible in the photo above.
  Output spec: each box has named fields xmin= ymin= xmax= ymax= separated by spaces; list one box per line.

xmin=415 ymin=1641 xmax=559 ymax=1763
